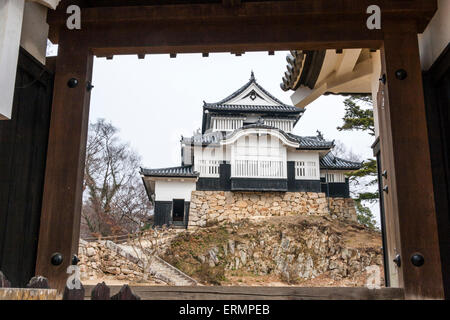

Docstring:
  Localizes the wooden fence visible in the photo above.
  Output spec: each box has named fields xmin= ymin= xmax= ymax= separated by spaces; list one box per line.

xmin=0 ymin=271 xmax=140 ymax=300
xmin=82 ymin=229 xmax=155 ymax=244
xmin=1 ymin=270 xmax=405 ymax=300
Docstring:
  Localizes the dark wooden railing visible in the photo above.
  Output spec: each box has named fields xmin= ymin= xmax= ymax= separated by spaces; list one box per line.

xmin=0 ymin=271 xmax=140 ymax=300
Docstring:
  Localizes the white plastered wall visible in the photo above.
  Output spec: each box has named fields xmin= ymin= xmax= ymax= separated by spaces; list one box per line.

xmin=287 ymin=149 xmax=319 ymax=163
xmin=154 ymin=179 xmax=197 ymax=202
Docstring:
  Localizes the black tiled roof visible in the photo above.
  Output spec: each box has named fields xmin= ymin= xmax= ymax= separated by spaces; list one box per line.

xmin=320 ymin=153 xmax=362 ymax=170
xmin=287 ymin=133 xmax=335 ymax=149
xmin=280 ymin=50 xmax=305 ymax=91
xmin=181 ymin=131 xmax=224 ymax=146
xmin=182 ymin=124 xmax=334 ymax=150
xmin=205 ymin=104 xmax=302 ymax=113
xmin=204 ymin=72 xmax=303 ymax=114
xmin=280 ymin=50 xmax=326 ymax=92
xmin=140 ymin=165 xmax=198 ymax=177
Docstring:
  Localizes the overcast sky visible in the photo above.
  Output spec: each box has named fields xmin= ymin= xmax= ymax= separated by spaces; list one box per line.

xmin=89 ymin=51 xmax=375 ymax=167
xmin=88 ymin=51 xmax=380 ymax=225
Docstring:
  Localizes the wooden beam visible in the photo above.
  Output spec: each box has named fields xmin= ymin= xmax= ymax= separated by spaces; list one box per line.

xmin=222 ymin=0 xmax=241 ymax=8
xmin=335 ymin=49 xmax=362 ymax=77
xmin=47 ymin=0 xmax=438 ymax=49
xmin=83 ymin=285 xmax=405 ymax=300
xmin=81 ymin=18 xmax=383 ymax=56
xmin=48 ymin=0 xmax=436 ymax=29
xmin=379 ymin=26 xmax=445 ymax=299
xmin=35 ymin=29 xmax=93 ymax=291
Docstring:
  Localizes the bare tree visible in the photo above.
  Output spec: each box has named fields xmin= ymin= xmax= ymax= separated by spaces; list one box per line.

xmin=81 ymin=119 xmax=152 ymax=237
xmin=332 ymin=140 xmax=362 ymax=163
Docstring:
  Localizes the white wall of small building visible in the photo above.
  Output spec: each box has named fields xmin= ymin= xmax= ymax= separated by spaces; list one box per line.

xmin=154 ymin=179 xmax=197 ymax=202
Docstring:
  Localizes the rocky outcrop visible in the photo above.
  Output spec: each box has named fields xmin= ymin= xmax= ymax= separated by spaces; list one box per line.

xmin=188 ymin=191 xmax=357 ymax=228
xmin=164 ymin=215 xmax=383 ymax=285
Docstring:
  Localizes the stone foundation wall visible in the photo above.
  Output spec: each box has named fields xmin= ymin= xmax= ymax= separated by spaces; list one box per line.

xmin=78 ymin=228 xmax=186 ymax=283
xmin=78 ymin=239 xmax=147 ymax=282
xmin=188 ymin=191 xmax=357 ymax=228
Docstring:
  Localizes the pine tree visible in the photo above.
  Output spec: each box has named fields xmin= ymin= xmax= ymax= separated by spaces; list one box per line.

xmin=337 ymin=95 xmax=378 ymax=229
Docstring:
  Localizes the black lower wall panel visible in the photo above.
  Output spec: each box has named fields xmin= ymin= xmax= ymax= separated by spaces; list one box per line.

xmin=320 ymin=178 xmax=350 ymax=198
xmin=196 ymin=163 xmax=231 ymax=191
xmin=183 ymin=201 xmax=190 ymax=228
xmin=154 ymin=201 xmax=172 ymax=227
xmin=219 ymin=163 xmax=231 ymax=190
xmin=288 ymin=180 xmax=321 ymax=192
xmin=154 ymin=201 xmax=190 ymax=228
xmin=231 ymin=178 xmax=288 ymax=191
xmin=287 ymin=161 xmax=321 ymax=192
xmin=196 ymin=178 xmax=221 ymax=190
xmin=0 ymin=48 xmax=54 ymax=286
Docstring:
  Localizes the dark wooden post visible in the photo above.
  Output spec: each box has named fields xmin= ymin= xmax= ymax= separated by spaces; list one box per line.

xmin=110 ymin=284 xmax=141 ymax=300
xmin=26 ymin=276 xmax=50 ymax=289
xmin=91 ymin=282 xmax=111 ymax=300
xmin=63 ymin=282 xmax=85 ymax=300
xmin=35 ymin=28 xmax=93 ymax=291
xmin=0 ymin=271 xmax=11 ymax=288
xmin=379 ymin=23 xmax=445 ymax=299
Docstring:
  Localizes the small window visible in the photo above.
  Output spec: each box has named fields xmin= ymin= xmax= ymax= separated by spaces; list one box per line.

xmin=295 ymin=161 xmax=318 ymax=179
xmin=172 ymin=199 xmax=185 ymax=222
xmin=326 ymin=173 xmax=345 ymax=183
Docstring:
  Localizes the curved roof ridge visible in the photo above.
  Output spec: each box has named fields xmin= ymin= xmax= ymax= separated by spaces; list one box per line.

xmin=141 ymin=164 xmax=192 ymax=171
xmin=320 ymin=152 xmax=363 ymax=170
xmin=223 ymin=123 xmax=298 ymax=142
xmin=140 ymin=165 xmax=199 ymax=177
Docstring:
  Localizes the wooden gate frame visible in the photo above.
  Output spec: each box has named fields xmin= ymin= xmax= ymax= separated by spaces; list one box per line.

xmin=37 ymin=0 xmax=444 ymax=299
